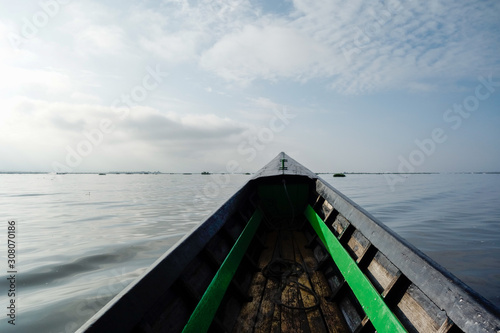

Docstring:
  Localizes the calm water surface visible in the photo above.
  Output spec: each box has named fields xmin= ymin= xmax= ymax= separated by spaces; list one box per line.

xmin=0 ymin=173 xmax=498 ymax=332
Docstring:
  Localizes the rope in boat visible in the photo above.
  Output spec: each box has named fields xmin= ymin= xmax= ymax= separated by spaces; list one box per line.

xmin=262 ymin=258 xmax=320 ymax=311
xmin=262 ymin=231 xmax=321 ymax=312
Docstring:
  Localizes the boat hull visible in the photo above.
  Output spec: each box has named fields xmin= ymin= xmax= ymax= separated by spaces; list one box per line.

xmin=78 ymin=153 xmax=500 ymax=333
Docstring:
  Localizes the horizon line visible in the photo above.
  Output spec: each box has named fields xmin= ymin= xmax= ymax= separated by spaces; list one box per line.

xmin=1 ymin=171 xmax=500 ymax=175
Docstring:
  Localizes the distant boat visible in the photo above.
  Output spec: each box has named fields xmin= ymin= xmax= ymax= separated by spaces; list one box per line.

xmin=333 ymin=173 xmax=346 ymax=177
xmin=78 ymin=152 xmax=500 ymax=333
xmin=98 ymin=173 xmax=106 ymax=176
xmin=201 ymin=171 xmax=211 ymax=175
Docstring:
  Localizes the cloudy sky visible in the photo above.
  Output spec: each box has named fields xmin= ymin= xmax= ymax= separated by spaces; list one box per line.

xmin=0 ymin=0 xmax=499 ymax=173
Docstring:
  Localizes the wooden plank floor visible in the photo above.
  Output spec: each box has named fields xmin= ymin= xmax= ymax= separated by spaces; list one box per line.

xmin=233 ymin=230 xmax=350 ymax=333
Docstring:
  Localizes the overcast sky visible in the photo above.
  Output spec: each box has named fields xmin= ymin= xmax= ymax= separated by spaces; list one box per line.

xmin=0 ymin=0 xmax=499 ymax=173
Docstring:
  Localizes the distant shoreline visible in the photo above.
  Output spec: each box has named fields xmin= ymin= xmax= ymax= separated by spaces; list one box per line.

xmin=1 ymin=171 xmax=500 ymax=175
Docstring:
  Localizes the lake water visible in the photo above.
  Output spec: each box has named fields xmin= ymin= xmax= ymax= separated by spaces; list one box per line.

xmin=0 ymin=173 xmax=499 ymax=332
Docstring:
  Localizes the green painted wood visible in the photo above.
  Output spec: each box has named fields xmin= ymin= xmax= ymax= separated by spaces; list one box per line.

xmin=182 ymin=209 xmax=263 ymax=333
xmin=304 ymin=205 xmax=407 ymax=332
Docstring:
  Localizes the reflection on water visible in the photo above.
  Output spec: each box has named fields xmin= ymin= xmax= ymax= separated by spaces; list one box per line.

xmin=0 ymin=173 xmax=498 ymax=332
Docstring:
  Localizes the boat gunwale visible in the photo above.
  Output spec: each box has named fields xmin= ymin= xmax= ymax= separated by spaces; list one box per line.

xmin=315 ymin=176 xmax=500 ymax=332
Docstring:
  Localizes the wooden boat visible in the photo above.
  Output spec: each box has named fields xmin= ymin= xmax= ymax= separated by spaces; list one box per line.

xmin=78 ymin=152 xmax=500 ymax=333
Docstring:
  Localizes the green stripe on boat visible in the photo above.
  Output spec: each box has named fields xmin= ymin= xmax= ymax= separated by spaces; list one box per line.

xmin=304 ymin=205 xmax=407 ymax=333
xmin=182 ymin=209 xmax=263 ymax=333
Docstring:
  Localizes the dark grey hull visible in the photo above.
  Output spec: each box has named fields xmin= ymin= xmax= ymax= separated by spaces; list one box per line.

xmin=78 ymin=153 xmax=500 ymax=333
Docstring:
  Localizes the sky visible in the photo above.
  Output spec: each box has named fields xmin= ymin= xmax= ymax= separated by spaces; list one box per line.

xmin=0 ymin=0 xmax=499 ymax=173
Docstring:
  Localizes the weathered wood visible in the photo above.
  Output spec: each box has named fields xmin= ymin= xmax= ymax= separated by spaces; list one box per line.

xmin=331 ymin=214 xmax=350 ymax=237
xmin=346 ymin=231 xmax=367 ymax=260
xmin=366 ymin=256 xmax=397 ymax=293
xmin=320 ymin=200 xmax=335 ymax=221
xmin=396 ymin=287 xmax=441 ymax=332
xmin=279 ymin=230 xmax=305 ymax=332
xmin=437 ymin=318 xmax=456 ymax=333
xmin=239 ymin=228 xmax=353 ymax=333
xmin=355 ymin=244 xmax=377 ymax=271
xmin=290 ymin=232 xmax=323 ymax=332
xmin=297 ymin=273 xmax=324 ymax=332
xmin=294 ymin=231 xmax=349 ymax=333
xmin=254 ymin=232 xmax=281 ymax=333
xmin=253 ymin=278 xmax=280 ymax=333
xmin=294 ymin=232 xmax=334 ymax=333
xmin=234 ymin=232 xmax=277 ymax=332
xmin=234 ymin=272 xmax=265 ymax=332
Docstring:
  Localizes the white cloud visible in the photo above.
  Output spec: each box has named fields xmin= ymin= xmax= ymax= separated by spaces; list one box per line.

xmin=0 ymin=65 xmax=73 ymax=98
xmin=200 ymin=23 xmax=335 ymax=84
xmin=0 ymin=22 xmax=71 ymax=97
xmin=69 ymin=92 xmax=102 ymax=104
xmin=76 ymin=25 xmax=127 ymax=56
xmin=56 ymin=3 xmax=130 ymax=57
xmin=139 ymin=30 xmax=206 ymax=63
xmin=198 ymin=0 xmax=500 ymax=94
xmin=120 ymin=107 xmax=248 ymax=142
xmin=0 ymin=97 xmax=250 ymax=171
xmin=2 ymin=0 xmax=499 ymax=99
xmin=129 ymin=0 xmax=257 ymax=63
